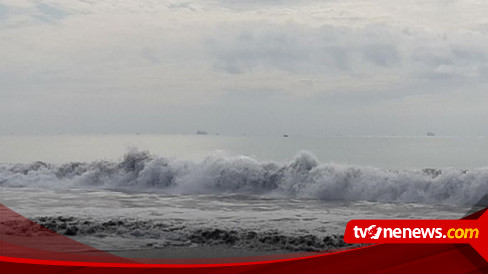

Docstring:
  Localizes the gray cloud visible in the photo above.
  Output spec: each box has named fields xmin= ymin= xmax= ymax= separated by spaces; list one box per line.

xmin=209 ymin=22 xmax=488 ymax=82
xmin=36 ymin=3 xmax=67 ymax=21
xmin=1 ymin=0 xmax=488 ymax=136
xmin=208 ymin=23 xmax=402 ymax=75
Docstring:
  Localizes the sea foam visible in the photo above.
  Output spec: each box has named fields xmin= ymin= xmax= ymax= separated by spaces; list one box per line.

xmin=1 ymin=150 xmax=487 ymax=205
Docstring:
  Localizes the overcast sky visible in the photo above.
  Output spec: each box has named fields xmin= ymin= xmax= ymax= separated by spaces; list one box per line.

xmin=1 ymin=0 xmax=487 ymax=136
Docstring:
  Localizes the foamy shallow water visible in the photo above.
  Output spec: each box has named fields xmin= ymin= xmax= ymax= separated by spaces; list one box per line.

xmin=0 ymin=187 xmax=469 ymax=254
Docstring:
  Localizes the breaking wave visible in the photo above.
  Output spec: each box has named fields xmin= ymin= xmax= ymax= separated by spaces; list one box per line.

xmin=1 ymin=150 xmax=488 ymax=205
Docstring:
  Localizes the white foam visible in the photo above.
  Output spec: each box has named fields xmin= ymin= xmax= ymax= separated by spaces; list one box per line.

xmin=1 ymin=150 xmax=487 ymax=205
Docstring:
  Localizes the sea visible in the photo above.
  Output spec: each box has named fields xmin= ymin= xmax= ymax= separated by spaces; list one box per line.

xmin=1 ymin=134 xmax=487 ymax=258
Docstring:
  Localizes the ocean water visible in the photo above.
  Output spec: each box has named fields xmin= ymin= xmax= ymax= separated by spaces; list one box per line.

xmin=1 ymin=134 xmax=488 ymax=168
xmin=0 ymin=134 xmax=487 ymax=257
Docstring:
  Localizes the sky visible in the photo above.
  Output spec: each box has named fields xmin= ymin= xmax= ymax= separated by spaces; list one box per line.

xmin=1 ymin=0 xmax=488 ymax=136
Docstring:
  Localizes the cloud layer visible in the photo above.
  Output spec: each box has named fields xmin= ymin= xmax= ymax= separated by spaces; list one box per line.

xmin=1 ymin=0 xmax=487 ymax=136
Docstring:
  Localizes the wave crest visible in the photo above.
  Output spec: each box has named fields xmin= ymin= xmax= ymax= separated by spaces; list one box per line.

xmin=1 ymin=150 xmax=487 ymax=205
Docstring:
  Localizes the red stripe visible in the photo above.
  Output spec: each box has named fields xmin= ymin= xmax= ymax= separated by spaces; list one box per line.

xmin=0 ymin=245 xmax=373 ymax=268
